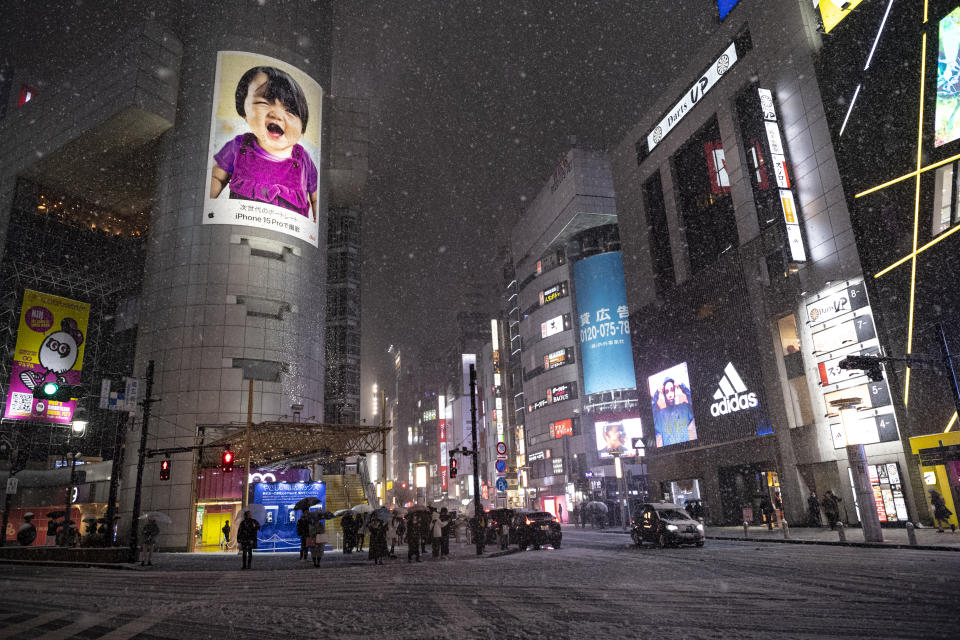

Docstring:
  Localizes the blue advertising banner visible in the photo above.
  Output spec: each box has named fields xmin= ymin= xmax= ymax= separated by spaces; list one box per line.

xmin=573 ymin=252 xmax=637 ymax=396
xmin=252 ymin=481 xmax=325 ymax=551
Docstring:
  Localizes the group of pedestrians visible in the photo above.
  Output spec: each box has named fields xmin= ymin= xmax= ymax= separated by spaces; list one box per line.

xmin=341 ymin=512 xmax=368 ymax=553
xmin=805 ymin=490 xmax=843 ymax=529
xmin=295 ymin=512 xmax=329 ymax=567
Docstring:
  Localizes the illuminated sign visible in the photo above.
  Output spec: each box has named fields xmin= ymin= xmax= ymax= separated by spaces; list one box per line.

xmin=595 ymin=417 xmax=643 ymax=458
xmin=709 ymin=362 xmax=758 ymax=417
xmin=543 ymin=348 xmax=571 ymax=370
xmin=539 ymin=281 xmax=569 ymax=306
xmin=204 ymin=51 xmax=324 ymax=247
xmin=645 ymin=40 xmax=739 ymax=154
xmin=527 ymin=450 xmax=550 ymax=462
xmin=422 ymin=409 xmax=437 ymax=422
xmin=937 ymin=7 xmax=960 ymax=146
xmin=548 ymin=383 xmax=572 ymax=403
xmin=758 ymin=88 xmax=805 ymax=262
xmin=574 ymin=252 xmax=637 ymax=395
xmin=648 ymin=362 xmax=696 ymax=448
xmin=541 ymin=314 xmax=569 ymax=339
xmin=439 ymin=393 xmax=448 ymax=491
xmin=806 ymin=281 xmax=867 ymax=327
xmin=717 ymin=0 xmax=739 ymax=20
xmin=819 ymin=0 xmax=865 ymax=35
xmin=549 ymin=419 xmax=573 ymax=439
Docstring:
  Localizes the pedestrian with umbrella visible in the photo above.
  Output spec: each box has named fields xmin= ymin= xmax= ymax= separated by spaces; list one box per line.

xmin=237 ymin=510 xmax=260 ymax=570
xmin=17 ymin=513 xmax=37 ymax=546
xmin=296 ymin=511 xmax=311 ymax=563
xmin=405 ymin=508 xmax=427 ymax=563
xmin=140 ymin=517 xmax=159 ymax=566
xmin=342 ymin=512 xmax=356 ymax=553
xmin=387 ymin=513 xmax=401 ymax=558
xmin=368 ymin=515 xmax=388 ymax=565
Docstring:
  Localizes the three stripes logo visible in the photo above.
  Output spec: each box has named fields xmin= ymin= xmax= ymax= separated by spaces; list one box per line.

xmin=710 ymin=362 xmax=759 ymax=417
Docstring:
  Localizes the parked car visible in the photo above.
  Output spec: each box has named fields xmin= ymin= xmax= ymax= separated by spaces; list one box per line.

xmin=631 ymin=502 xmax=704 ymax=548
xmin=512 ymin=510 xmax=562 ymax=549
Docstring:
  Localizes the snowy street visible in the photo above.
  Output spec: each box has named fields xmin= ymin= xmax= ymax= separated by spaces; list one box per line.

xmin=1 ymin=527 xmax=957 ymax=639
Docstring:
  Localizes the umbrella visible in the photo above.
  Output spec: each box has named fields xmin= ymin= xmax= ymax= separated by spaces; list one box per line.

xmin=351 ymin=504 xmax=373 ymax=514
xmin=139 ymin=511 xmax=173 ymax=524
xmin=23 ymin=512 xmax=35 ymax=519
xmin=293 ymin=497 xmax=321 ymax=511
xmin=406 ymin=504 xmax=429 ymax=513
xmin=373 ymin=506 xmax=391 ymax=522
xmin=46 ymin=510 xmax=66 ymax=519
xmin=584 ymin=501 xmax=608 ymax=513
xmin=306 ymin=509 xmax=335 ymax=520
xmin=333 ymin=509 xmax=352 ymax=517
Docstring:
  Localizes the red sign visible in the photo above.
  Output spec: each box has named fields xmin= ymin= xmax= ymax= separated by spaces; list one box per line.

xmin=550 ymin=419 xmax=573 ymax=439
xmin=439 ymin=419 xmax=448 ymax=490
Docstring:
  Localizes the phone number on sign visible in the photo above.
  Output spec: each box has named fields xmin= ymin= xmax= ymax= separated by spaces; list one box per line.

xmin=580 ymin=320 xmax=629 ymax=343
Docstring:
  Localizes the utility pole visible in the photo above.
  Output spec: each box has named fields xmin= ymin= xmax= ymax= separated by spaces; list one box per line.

xmin=63 ymin=451 xmax=78 ymax=542
xmin=242 ymin=378 xmax=253 ymax=511
xmin=469 ymin=364 xmax=483 ymax=555
xmin=128 ymin=360 xmax=156 ymax=563
xmin=104 ymin=411 xmax=127 ymax=545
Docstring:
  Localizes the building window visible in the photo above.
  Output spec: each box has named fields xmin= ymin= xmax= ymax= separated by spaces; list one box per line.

xmin=777 ymin=314 xmax=814 ymax=427
xmin=932 ymin=162 xmax=960 ymax=235
xmin=672 ymin=117 xmax=739 ymax=274
xmin=735 ymin=84 xmax=780 ymax=230
xmin=552 ymin=458 xmax=564 ymax=475
xmin=643 ymin=171 xmax=675 ymax=295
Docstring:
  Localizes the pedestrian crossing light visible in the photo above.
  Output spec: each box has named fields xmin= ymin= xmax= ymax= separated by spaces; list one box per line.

xmin=449 ymin=455 xmax=458 ymax=478
xmin=33 ymin=381 xmax=81 ymax=402
xmin=159 ymin=459 xmax=170 ymax=481
xmin=221 ymin=448 xmax=234 ymax=473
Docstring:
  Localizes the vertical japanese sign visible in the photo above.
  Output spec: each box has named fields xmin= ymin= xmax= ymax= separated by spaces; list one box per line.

xmin=573 ymin=252 xmax=637 ymax=396
xmin=438 ymin=395 xmax=448 ymax=491
xmin=758 ymin=88 xmax=806 ymax=261
xmin=4 ymin=290 xmax=90 ymax=424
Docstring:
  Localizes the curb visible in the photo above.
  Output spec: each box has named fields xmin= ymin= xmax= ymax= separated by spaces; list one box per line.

xmin=594 ymin=528 xmax=960 ymax=551
xmin=706 ymin=535 xmax=960 ymax=552
xmin=485 ymin=548 xmax=522 ymax=559
xmin=0 ymin=558 xmax=141 ymax=570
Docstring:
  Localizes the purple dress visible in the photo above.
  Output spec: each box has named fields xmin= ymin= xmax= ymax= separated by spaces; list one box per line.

xmin=214 ymin=133 xmax=318 ymax=218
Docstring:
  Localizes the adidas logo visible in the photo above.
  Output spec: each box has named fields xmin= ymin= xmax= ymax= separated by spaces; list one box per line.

xmin=710 ymin=362 xmax=758 ymax=417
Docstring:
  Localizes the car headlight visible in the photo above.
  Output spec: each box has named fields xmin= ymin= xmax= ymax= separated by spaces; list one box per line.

xmin=696 ymin=524 xmax=704 ymax=531
xmin=666 ymin=524 xmax=678 ymax=531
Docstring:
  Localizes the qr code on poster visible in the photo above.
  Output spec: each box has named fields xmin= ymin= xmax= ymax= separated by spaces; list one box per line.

xmin=8 ymin=392 xmax=33 ymax=414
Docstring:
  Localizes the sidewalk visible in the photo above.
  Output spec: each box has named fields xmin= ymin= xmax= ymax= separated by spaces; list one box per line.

xmin=707 ymin=523 xmax=960 ymax=550
xmin=577 ymin=522 xmax=960 ymax=551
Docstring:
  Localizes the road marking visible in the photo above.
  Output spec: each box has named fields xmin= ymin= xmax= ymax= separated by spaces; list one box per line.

xmin=0 ymin=611 xmax=65 ymax=639
xmin=35 ymin=614 xmax=105 ymax=640
xmin=96 ymin=614 xmax=163 ymax=640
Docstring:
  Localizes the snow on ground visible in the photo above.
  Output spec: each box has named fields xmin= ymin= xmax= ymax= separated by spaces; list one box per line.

xmin=0 ymin=528 xmax=957 ymax=639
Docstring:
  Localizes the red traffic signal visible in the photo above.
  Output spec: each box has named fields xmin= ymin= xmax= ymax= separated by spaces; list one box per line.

xmin=222 ymin=449 xmax=234 ymax=473
xmin=449 ymin=456 xmax=458 ymax=478
xmin=160 ymin=459 xmax=170 ymax=481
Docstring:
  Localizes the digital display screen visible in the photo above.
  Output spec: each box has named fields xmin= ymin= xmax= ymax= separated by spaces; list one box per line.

xmin=595 ymin=417 xmax=643 ymax=459
xmin=550 ymin=419 xmax=573 ymax=439
xmin=938 ymin=7 xmax=960 ymax=147
xmin=544 ymin=348 xmax=568 ymax=370
xmin=648 ymin=363 xmax=697 ymax=448
xmin=539 ymin=281 xmax=568 ymax=306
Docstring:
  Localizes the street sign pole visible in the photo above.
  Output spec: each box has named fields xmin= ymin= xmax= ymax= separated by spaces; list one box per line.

xmin=128 ymin=360 xmax=156 ymax=563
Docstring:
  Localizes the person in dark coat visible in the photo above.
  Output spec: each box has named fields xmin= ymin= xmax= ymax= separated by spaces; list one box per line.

xmin=821 ymin=490 xmax=841 ymax=530
xmin=439 ymin=507 xmax=452 ymax=559
xmin=759 ymin=495 xmax=776 ymax=530
xmin=342 ymin=513 xmax=356 ymax=553
xmin=930 ymin=489 xmax=955 ymax=532
xmin=406 ymin=514 xmax=422 ymax=563
xmin=807 ymin=492 xmax=822 ymax=527
xmin=17 ymin=513 xmax=37 ymax=546
xmin=45 ymin=519 xmax=59 ymax=546
xmin=368 ymin=517 xmax=389 ymax=565
xmin=296 ymin=513 xmax=310 ymax=562
xmin=237 ymin=510 xmax=260 ymax=570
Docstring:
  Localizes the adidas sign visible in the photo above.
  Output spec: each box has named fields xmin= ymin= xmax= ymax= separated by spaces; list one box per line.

xmin=710 ymin=362 xmax=758 ymax=416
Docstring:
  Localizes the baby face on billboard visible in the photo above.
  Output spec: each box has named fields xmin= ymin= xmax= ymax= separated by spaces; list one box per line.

xmin=241 ymin=71 xmax=305 ymax=158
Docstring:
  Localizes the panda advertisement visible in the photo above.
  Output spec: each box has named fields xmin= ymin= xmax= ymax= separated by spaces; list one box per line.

xmin=4 ymin=290 xmax=90 ymax=424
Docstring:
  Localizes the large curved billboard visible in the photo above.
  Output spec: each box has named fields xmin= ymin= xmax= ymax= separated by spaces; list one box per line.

xmin=205 ymin=51 xmax=324 ymax=247
xmin=573 ymin=251 xmax=636 ymax=396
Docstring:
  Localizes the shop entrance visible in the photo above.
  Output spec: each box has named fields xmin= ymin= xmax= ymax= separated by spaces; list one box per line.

xmin=201 ymin=512 xmax=231 ymax=548
xmin=718 ymin=464 xmax=779 ymax=525
xmin=541 ymin=495 xmax=569 ymax=523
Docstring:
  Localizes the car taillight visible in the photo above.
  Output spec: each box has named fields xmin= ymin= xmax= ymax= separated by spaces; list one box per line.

xmin=525 ymin=518 xmax=533 ymax=525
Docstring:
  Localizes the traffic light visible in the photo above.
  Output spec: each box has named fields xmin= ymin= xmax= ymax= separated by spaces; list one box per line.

xmin=32 ymin=382 xmax=82 ymax=402
xmin=159 ymin=459 xmax=170 ymax=481
xmin=449 ymin=455 xmax=458 ymax=478
xmin=221 ymin=448 xmax=234 ymax=473
xmin=838 ymin=355 xmax=884 ymax=381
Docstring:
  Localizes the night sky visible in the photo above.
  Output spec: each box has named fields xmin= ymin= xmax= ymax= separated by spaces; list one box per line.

xmin=346 ymin=1 xmax=720 ymax=408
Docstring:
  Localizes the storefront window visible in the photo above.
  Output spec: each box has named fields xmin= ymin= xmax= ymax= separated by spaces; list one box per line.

xmin=932 ymin=162 xmax=960 ymax=235
xmin=777 ymin=314 xmax=801 ymax=355
xmin=672 ymin=117 xmax=738 ymax=273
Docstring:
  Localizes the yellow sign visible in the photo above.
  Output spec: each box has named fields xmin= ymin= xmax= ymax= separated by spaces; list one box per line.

xmin=819 ymin=0 xmax=866 ymax=34
xmin=4 ymin=290 xmax=90 ymax=424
